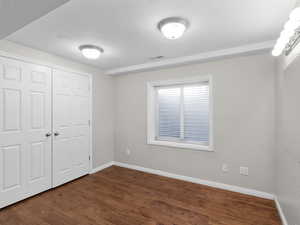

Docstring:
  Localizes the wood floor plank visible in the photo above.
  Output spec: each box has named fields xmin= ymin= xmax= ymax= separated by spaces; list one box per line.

xmin=0 ymin=166 xmax=281 ymax=225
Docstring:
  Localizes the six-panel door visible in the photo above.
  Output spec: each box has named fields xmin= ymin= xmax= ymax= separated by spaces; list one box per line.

xmin=0 ymin=57 xmax=52 ymax=208
xmin=0 ymin=56 xmax=91 ymax=208
xmin=52 ymin=70 xmax=90 ymax=187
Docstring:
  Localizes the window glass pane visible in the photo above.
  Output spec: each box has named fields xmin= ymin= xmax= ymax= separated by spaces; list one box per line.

xmin=183 ymin=84 xmax=209 ymax=143
xmin=157 ymin=88 xmax=181 ymax=139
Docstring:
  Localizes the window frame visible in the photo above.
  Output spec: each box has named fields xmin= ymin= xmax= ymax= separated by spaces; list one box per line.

xmin=147 ymin=75 xmax=214 ymax=151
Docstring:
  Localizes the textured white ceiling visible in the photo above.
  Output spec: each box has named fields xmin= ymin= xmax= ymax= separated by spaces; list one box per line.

xmin=0 ymin=0 xmax=69 ymax=39
xmin=7 ymin=0 xmax=296 ymax=71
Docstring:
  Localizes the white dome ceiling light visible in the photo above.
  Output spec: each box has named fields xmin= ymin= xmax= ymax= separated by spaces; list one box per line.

xmin=158 ymin=17 xmax=189 ymax=40
xmin=272 ymin=6 xmax=300 ymax=57
xmin=79 ymin=45 xmax=104 ymax=59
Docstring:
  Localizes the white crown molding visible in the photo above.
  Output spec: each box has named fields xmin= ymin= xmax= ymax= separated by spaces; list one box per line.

xmin=113 ymin=161 xmax=274 ymax=200
xmin=105 ymin=40 xmax=275 ymax=75
xmin=0 ymin=40 xmax=104 ymax=76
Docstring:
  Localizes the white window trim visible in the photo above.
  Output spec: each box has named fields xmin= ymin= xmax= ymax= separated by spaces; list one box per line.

xmin=147 ymin=75 xmax=214 ymax=151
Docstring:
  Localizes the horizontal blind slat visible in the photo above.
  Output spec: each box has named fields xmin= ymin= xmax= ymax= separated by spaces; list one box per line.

xmin=183 ymin=85 xmax=209 ymax=143
xmin=156 ymin=83 xmax=209 ymax=145
xmin=158 ymin=88 xmax=181 ymax=138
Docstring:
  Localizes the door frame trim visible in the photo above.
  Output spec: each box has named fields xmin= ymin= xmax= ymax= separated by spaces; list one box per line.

xmin=88 ymin=73 xmax=93 ymax=172
xmin=0 ymin=50 xmax=94 ymax=174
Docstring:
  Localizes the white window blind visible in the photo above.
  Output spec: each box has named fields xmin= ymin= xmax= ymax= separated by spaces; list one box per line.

xmin=157 ymin=88 xmax=181 ymax=139
xmin=156 ymin=82 xmax=209 ymax=145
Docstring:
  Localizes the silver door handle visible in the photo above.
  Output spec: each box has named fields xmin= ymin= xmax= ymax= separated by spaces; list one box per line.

xmin=45 ymin=132 xmax=52 ymax=137
xmin=54 ymin=132 xmax=60 ymax=136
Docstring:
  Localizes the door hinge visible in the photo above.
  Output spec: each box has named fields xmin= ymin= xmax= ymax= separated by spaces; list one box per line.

xmin=88 ymin=120 xmax=91 ymax=126
xmin=89 ymin=155 xmax=91 ymax=161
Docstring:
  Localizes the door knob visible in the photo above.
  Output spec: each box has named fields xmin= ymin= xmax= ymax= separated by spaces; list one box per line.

xmin=54 ymin=132 xmax=60 ymax=136
xmin=45 ymin=132 xmax=52 ymax=137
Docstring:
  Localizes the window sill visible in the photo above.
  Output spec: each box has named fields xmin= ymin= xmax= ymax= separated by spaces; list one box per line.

xmin=147 ymin=139 xmax=214 ymax=151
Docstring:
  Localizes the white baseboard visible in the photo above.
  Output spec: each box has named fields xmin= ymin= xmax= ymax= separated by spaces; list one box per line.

xmin=92 ymin=161 xmax=288 ymax=221
xmin=274 ymin=196 xmax=289 ymax=225
xmin=113 ymin=161 xmax=274 ymax=200
xmin=90 ymin=161 xmax=114 ymax=174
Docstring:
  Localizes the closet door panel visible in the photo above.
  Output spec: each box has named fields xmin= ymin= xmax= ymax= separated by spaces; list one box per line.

xmin=0 ymin=57 xmax=52 ymax=208
xmin=26 ymin=63 xmax=52 ymax=195
xmin=52 ymin=70 xmax=90 ymax=187
xmin=0 ymin=59 xmax=27 ymax=208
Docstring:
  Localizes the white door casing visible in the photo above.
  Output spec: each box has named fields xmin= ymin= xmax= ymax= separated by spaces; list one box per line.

xmin=52 ymin=69 xmax=91 ymax=187
xmin=0 ymin=57 xmax=52 ymax=208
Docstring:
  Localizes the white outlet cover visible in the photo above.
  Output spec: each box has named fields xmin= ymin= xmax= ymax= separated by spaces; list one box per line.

xmin=126 ymin=148 xmax=131 ymax=155
xmin=222 ymin=164 xmax=229 ymax=172
xmin=240 ymin=167 xmax=249 ymax=176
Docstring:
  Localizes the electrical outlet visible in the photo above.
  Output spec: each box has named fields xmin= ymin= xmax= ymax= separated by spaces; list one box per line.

xmin=126 ymin=148 xmax=131 ymax=155
xmin=240 ymin=167 xmax=249 ymax=176
xmin=222 ymin=164 xmax=229 ymax=173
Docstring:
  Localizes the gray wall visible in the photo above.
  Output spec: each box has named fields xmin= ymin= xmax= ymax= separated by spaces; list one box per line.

xmin=276 ymin=56 xmax=300 ymax=225
xmin=4 ymin=39 xmax=300 ymax=223
xmin=4 ymin=38 xmax=299 ymax=222
xmin=114 ymin=53 xmax=276 ymax=193
xmin=0 ymin=40 xmax=115 ymax=168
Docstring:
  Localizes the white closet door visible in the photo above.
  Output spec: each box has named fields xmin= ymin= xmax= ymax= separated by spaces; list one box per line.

xmin=0 ymin=57 xmax=52 ymax=208
xmin=52 ymin=70 xmax=90 ymax=187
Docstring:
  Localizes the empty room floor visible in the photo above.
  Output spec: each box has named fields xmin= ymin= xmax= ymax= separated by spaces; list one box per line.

xmin=0 ymin=166 xmax=281 ymax=225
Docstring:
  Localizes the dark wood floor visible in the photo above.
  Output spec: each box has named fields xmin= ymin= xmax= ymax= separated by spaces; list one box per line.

xmin=0 ymin=166 xmax=281 ymax=225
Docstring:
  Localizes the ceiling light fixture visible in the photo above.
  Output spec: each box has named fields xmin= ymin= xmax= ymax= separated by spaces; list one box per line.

xmin=79 ymin=45 xmax=104 ymax=59
xmin=158 ymin=17 xmax=189 ymax=40
xmin=272 ymin=6 xmax=300 ymax=57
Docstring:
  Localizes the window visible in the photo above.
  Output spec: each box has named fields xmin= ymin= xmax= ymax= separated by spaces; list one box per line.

xmin=147 ymin=76 xmax=213 ymax=151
